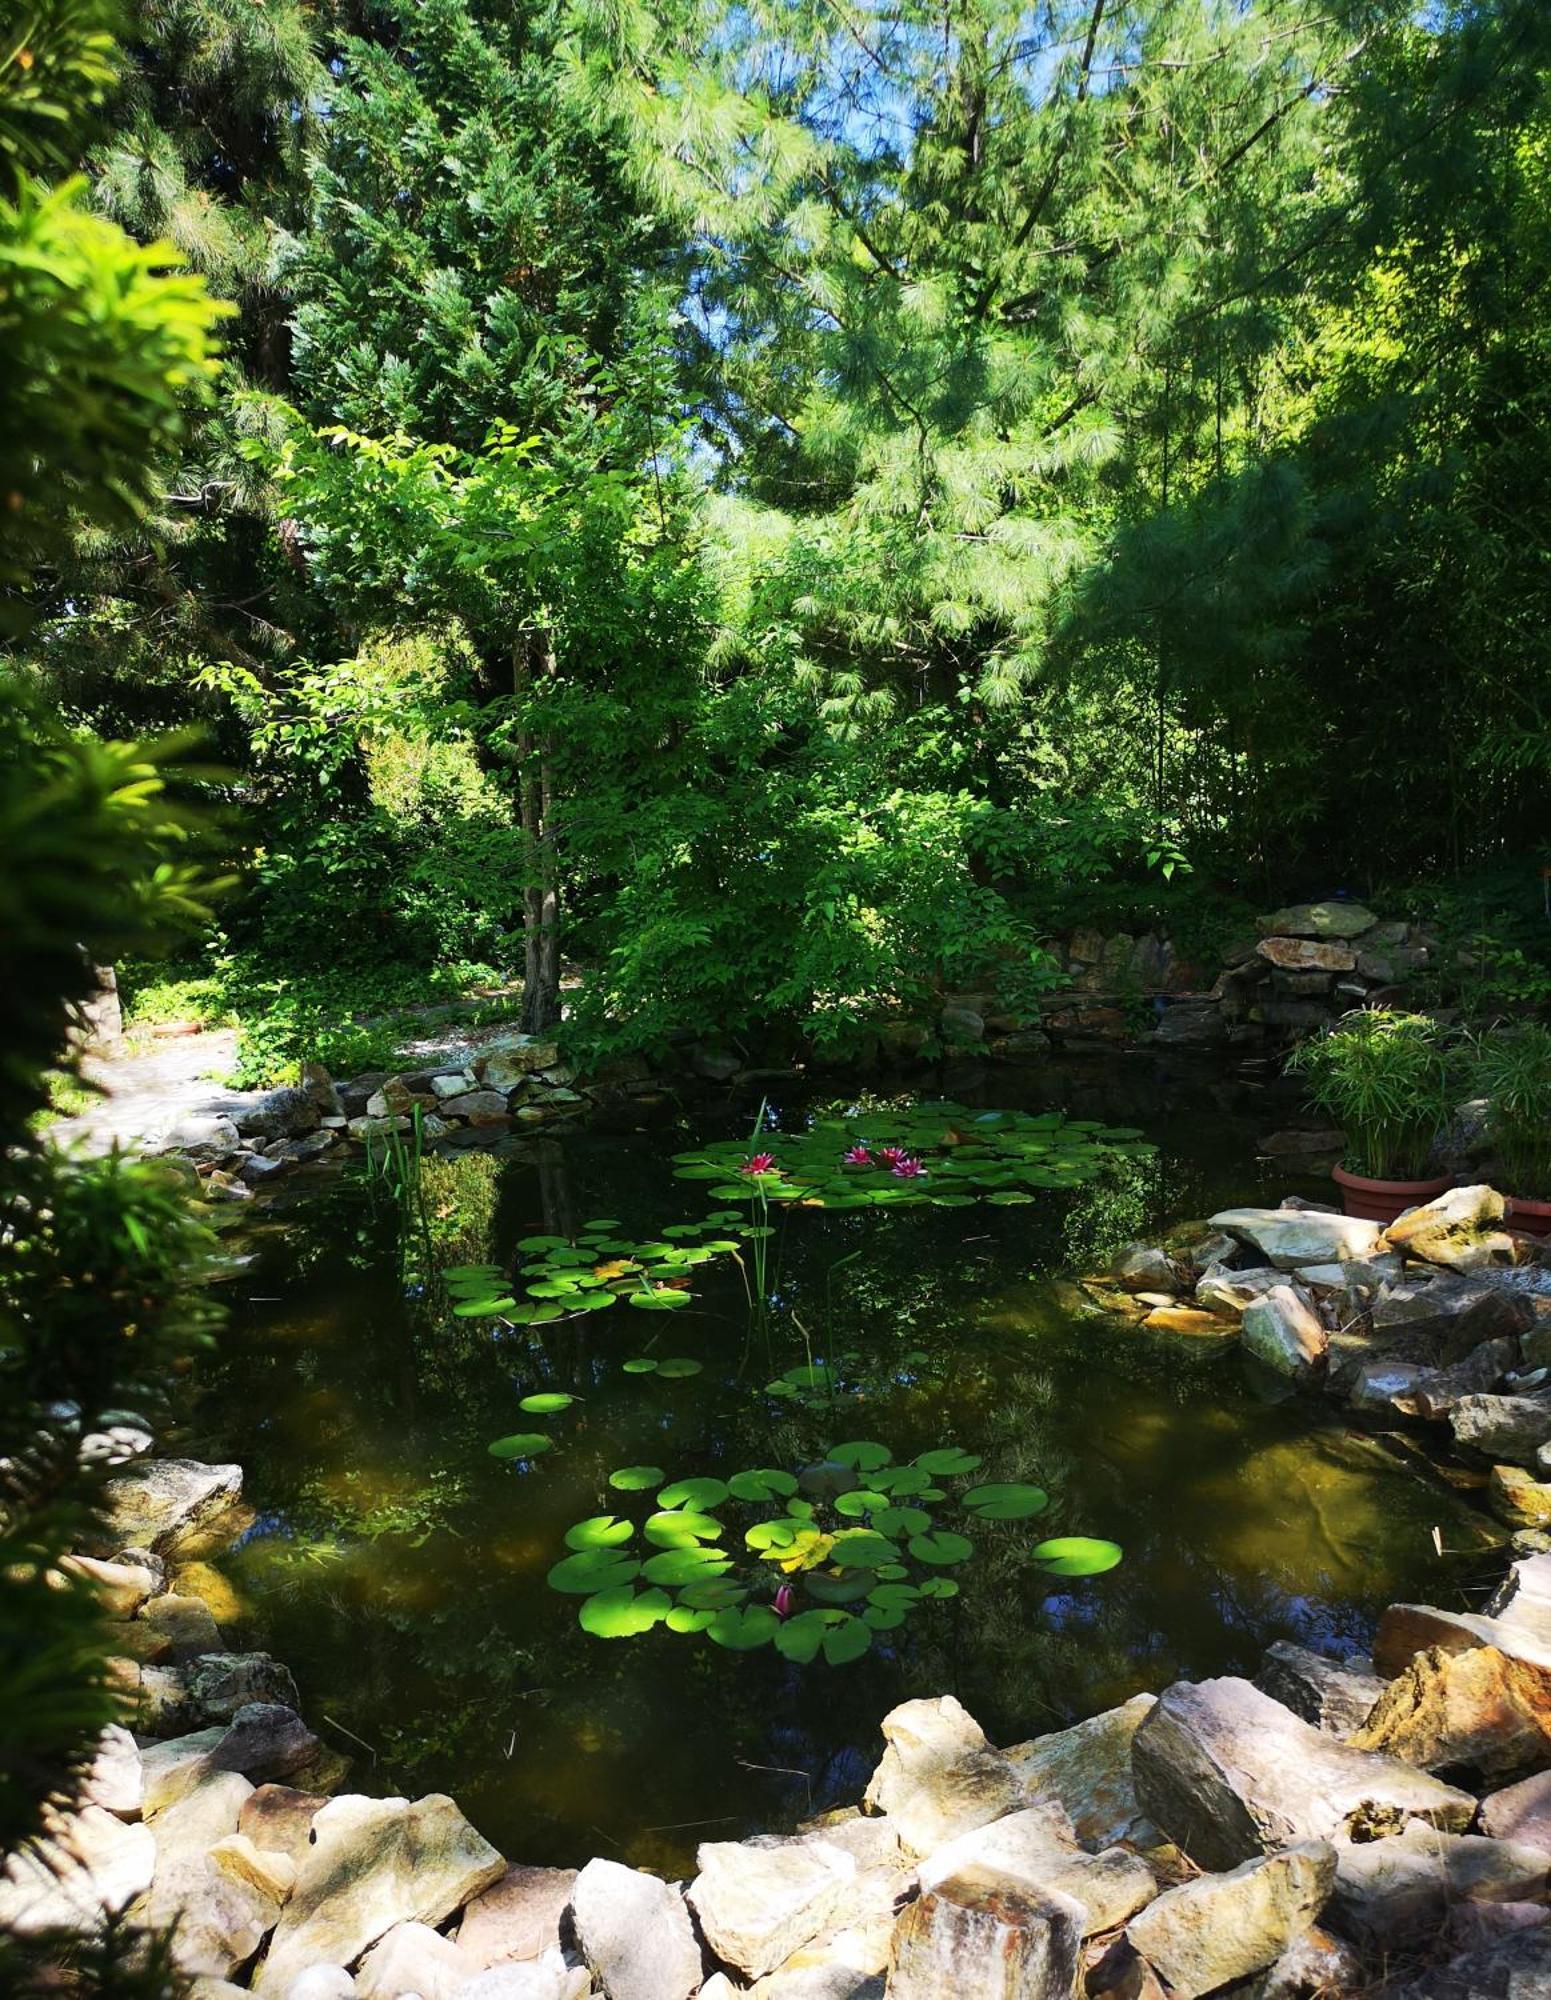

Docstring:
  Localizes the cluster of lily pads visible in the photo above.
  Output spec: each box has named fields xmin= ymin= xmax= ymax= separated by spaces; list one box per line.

xmin=672 ymin=1104 xmax=1152 ymax=1210
xmin=443 ymin=1211 xmax=747 ymax=1324
xmin=545 ymin=1440 xmax=1122 ymax=1665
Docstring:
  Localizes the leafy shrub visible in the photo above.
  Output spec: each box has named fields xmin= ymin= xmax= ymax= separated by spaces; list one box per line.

xmin=1287 ymin=1010 xmax=1459 ymax=1181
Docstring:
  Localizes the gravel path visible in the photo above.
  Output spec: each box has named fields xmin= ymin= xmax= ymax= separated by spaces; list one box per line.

xmin=49 ymin=1029 xmax=260 ymax=1157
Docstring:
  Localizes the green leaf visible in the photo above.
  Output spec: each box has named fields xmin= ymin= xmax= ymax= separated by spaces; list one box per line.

xmin=655 ymin=1358 xmax=703 ymax=1378
xmin=454 ymin=1296 xmax=517 ymax=1317
xmin=644 ymin=1509 xmax=723 ymax=1547
xmin=828 ymin=1530 xmax=902 ymax=1570
xmin=822 ymin=1614 xmax=873 ymax=1664
xmin=678 ymin=1577 xmax=747 ymax=1610
xmin=547 ymin=1550 xmax=641 ymax=1594
xmin=829 ymin=1440 xmax=892 ymax=1471
xmin=728 ymin=1468 xmax=799 ymax=1502
xmin=564 ymin=1515 xmax=634 ymax=1550
xmin=487 ymin=1433 xmax=553 ymax=1460
xmin=622 ymin=1358 xmax=658 ymax=1374
xmin=706 ymin=1605 xmax=780 ymax=1650
xmin=917 ymin=1576 xmax=960 ymax=1599
xmin=909 ymin=1530 xmax=974 ymax=1566
xmin=627 ymin=1287 xmax=693 ymax=1310
xmin=657 ymin=1477 xmax=729 ymax=1511
xmin=915 ymin=1448 xmax=982 ymax=1476
xmin=962 ymin=1483 xmax=1049 ymax=1521
xmin=579 ymin=1587 xmax=671 ymax=1637
xmin=1032 ymin=1537 xmax=1124 ymax=1577
xmin=666 ymin=1604 xmax=718 ymax=1633
xmin=608 ymin=1464 xmax=664 ymax=1491
xmin=519 ymin=1391 xmax=576 ymax=1414
xmin=641 ymin=1546 xmax=734 ymax=1586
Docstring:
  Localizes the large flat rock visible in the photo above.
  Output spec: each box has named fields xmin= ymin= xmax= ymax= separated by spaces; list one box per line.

xmin=1003 ymin=1694 xmax=1160 ymax=1852
xmin=98 ymin=1458 xmax=244 ymax=1557
xmin=689 ymin=1835 xmax=856 ymax=1980
xmin=887 ymin=1873 xmax=1084 ymax=1999
xmin=254 ymin=1793 xmax=505 ymax=1996
xmin=456 ymin=1864 xmax=576 ymax=1968
xmin=1208 ymin=1208 xmax=1385 ymax=1272
xmin=568 ymin=1856 xmax=702 ymax=2000
xmin=1399 ymin=1927 xmax=1551 ymax=1997
xmin=863 ymin=1695 xmax=1023 ymax=1856
xmin=0 ymin=1804 xmax=156 ymax=1936
xmin=1327 ymin=1821 xmax=1551 ymax=1951
xmin=918 ymin=1812 xmax=1154 ymax=1937
xmin=1131 ymin=1676 xmax=1475 ymax=1870
xmin=1254 ymin=1641 xmax=1384 ymax=1738
xmin=1125 ymin=1842 xmax=1336 ymax=1999
xmin=1353 ymin=1644 xmax=1551 ymax=1785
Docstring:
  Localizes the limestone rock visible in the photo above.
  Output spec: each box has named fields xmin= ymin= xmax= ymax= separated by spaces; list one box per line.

xmin=1141 ymin=1305 xmax=1235 ymax=1337
xmin=357 ymin=1921 xmax=479 ymax=1999
xmin=209 ymin=1832 xmax=297 ymax=1905
xmin=1326 ymin=1820 xmax=1551 ymax=1950
xmin=285 ymin=1970 xmax=359 ymax=2000
xmin=457 ymin=1865 xmax=576 ymax=1968
xmin=1260 ymin=902 xmax=1377 ymax=940
xmin=1242 ymin=1286 xmax=1328 ymax=1381
xmin=1373 ymin=1601 xmax=1551 ymax=1679
xmin=1481 ymin=1769 xmax=1551 ymax=1855
xmin=142 ymin=1726 xmax=228 ymax=1814
xmin=1255 ymin=937 xmax=1357 ymax=974
xmin=474 ymin=1038 xmax=560 ymax=1089
xmin=886 ymin=1873 xmax=1084 ymax=1999
xmin=1404 ymin=1338 xmax=1520 ymax=1421
xmin=1195 ymin=1267 xmax=1292 ymax=1316
xmin=82 ymin=1724 xmax=144 ymax=1818
xmin=1398 ymin=1927 xmax=1551 ymax=1997
xmin=567 ymin=1856 xmax=702 ymax=2000
xmin=439 ymin=1090 xmax=510 ymax=1120
xmin=235 ymin=1086 xmax=321 ymax=1142
xmin=1131 ymin=1675 xmax=1474 ymax=1871
xmin=147 ymin=1770 xmax=278 ymax=1978
xmin=1181 ymin=1230 xmax=1241 ymax=1273
xmin=99 ymin=1458 xmax=244 ymax=1557
xmin=1350 ymin=1359 xmax=1436 ymax=1416
xmin=240 ymin=1785 xmax=328 ymax=1865
xmin=449 ymin=1959 xmax=580 ymax=2000
xmin=1111 ymin=1245 xmax=1181 ymax=1294
xmin=689 ymin=1836 xmax=857 ymax=1980
xmin=862 ymin=1695 xmax=1023 ymax=1856
xmin=1086 ymin=1937 xmax=1168 ymax=2000
xmin=1352 ymin=1644 xmax=1551 ymax=1784
xmin=1371 ymin=1271 xmax=1533 ymax=1367
xmin=1254 ymin=1641 xmax=1384 ymax=1737
xmin=429 ymin=1072 xmax=475 ymax=1099
xmin=140 ymin=1589 xmax=224 ymax=1659
xmin=1386 ymin=1184 xmax=1516 ymax=1271
xmin=65 ymin=1552 xmax=158 ymax=1617
xmin=185 ymin=1651 xmax=301 ymax=1721
xmin=918 ymin=1814 xmax=1154 ymax=1935
xmin=1492 ymin=1465 xmax=1551 ymax=1530
xmin=1004 ymin=1694 xmax=1160 ymax=1852
xmin=1208 ymin=1208 xmax=1384 ymax=1272
xmin=255 ymin=1793 xmax=506 ymax=1997
xmin=143 ymin=1705 xmax=322 ymax=1814
xmin=1232 ymin=1924 xmax=1363 ymax=1999
xmin=1124 ymin=1841 xmax=1336 ymax=1999
xmin=0 ymin=1803 xmax=156 ymax=1935
xmin=1454 ymin=1394 xmax=1551 ymax=1467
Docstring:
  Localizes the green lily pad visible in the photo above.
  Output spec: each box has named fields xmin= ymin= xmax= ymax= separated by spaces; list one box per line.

xmin=909 ymin=1529 xmax=974 ymax=1565
xmin=802 ymin=1571 xmax=873 ymax=1605
xmin=706 ymin=1605 xmax=780 ymax=1650
xmin=641 ymin=1546 xmax=734 ymax=1587
xmin=579 ymin=1587 xmax=670 ymax=1637
xmin=728 ymin=1468 xmax=799 ymax=1502
xmin=487 ymin=1433 xmax=553 ymax=1460
xmin=519 ymin=1392 xmax=576 ymax=1415
xmin=658 ymin=1477 xmax=729 ymax=1511
xmin=627 ymin=1287 xmax=694 ymax=1310
xmin=608 ymin=1465 xmax=664 ymax=1491
xmin=918 ymin=1576 xmax=960 ymax=1599
xmin=915 ymin=1447 xmax=982 ymax=1477
xmin=829 ymin=1441 xmax=892 ymax=1471
xmin=1033 ymin=1536 xmax=1124 ymax=1577
xmin=678 ymin=1576 xmax=747 ymax=1609
xmin=820 ymin=1613 xmax=873 ymax=1663
xmin=622 ymin=1358 xmax=658 ymax=1375
xmin=547 ymin=1550 xmax=641 ymax=1594
xmin=655 ymin=1358 xmax=703 ymax=1378
xmin=963 ymin=1483 xmax=1049 ymax=1521
xmin=644 ymin=1509 xmax=723 ymax=1547
xmin=454 ymin=1296 xmax=517 ymax=1317
xmin=564 ymin=1515 xmax=634 ymax=1550
xmin=829 ymin=1530 xmax=903 ymax=1570
xmin=834 ymin=1488 xmax=890 ymax=1518
xmin=666 ymin=1604 xmax=718 ymax=1633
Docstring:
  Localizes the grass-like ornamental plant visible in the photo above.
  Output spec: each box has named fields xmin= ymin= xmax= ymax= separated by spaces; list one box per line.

xmin=1287 ymin=1010 xmax=1457 ymax=1181
xmin=1472 ymin=1024 xmax=1551 ymax=1198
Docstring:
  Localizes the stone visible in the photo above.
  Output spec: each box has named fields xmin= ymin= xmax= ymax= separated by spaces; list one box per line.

xmin=124 ymin=1658 xmax=194 ymax=1732
xmin=0 ymin=1803 xmax=156 ymax=1935
xmin=209 ymin=1832 xmax=297 ymax=1905
xmin=439 ymin=1090 xmax=510 ymax=1120
xmin=940 ymin=1005 xmax=985 ymax=1041
xmin=301 ymin=1063 xmax=344 ymax=1117
xmin=862 ymin=1695 xmax=1023 ymax=1856
xmin=348 ymin=1114 xmax=410 ymax=1140
xmin=1260 ymin=1129 xmax=1348 ymax=1159
xmin=988 ymin=1027 xmax=1052 ymax=1061
xmin=1444 ymin=1901 xmax=1551 ymax=1956
xmin=1232 ymin=1925 xmax=1363 ymax=1999
xmin=1259 ymin=902 xmax=1377 ymax=940
xmin=357 ymin=1921 xmax=479 ymax=2000
xmin=1111 ymin=1245 xmax=1182 ymax=1293
xmin=173 ymin=1559 xmax=247 ymax=1626
xmin=918 ymin=1815 xmax=1155 ymax=1935
xmin=163 ymin=1113 xmax=243 ymax=1152
xmin=457 ymin=1864 xmax=576 ymax=1968
xmin=1372 ymin=1271 xmax=1534 ymax=1365
xmin=255 ymin=1793 xmax=506 ymax=1997
xmin=142 ymin=1726 xmax=228 ymax=1814
xmin=240 ymin=1785 xmax=328 ymax=1864
xmin=1255 ymin=937 xmax=1357 ymax=974
xmin=99 ymin=1458 xmax=244 ymax=1557
xmin=1242 ymin=1286 xmax=1328 ymax=1381
xmin=141 ymin=1589 xmax=224 ymax=1658
xmin=82 ymin=1724 xmax=144 ymax=1817
xmin=1352 ymin=1645 xmax=1551 ymax=1784
xmin=474 ymin=1038 xmax=560 ymax=1089
xmin=1196 ymin=1266 xmax=1297 ymax=1316
xmin=148 ymin=1771 xmax=280 ymax=1978
xmin=1374 ymin=1602 xmax=1551 ymax=1680
xmin=64 ymin=1552 xmax=158 ymax=1616
xmin=185 ymin=1651 xmax=301 ymax=1721
xmin=1125 ymin=1842 xmax=1336 ymax=1999
xmin=1087 ymin=1937 xmax=1169 ymax=2000
xmin=1141 ymin=1305 xmax=1236 ymax=1337
xmin=567 ymin=1856 xmax=702 ymax=2000
xmin=1493 ymin=1466 xmax=1551 ymax=1530
xmin=1350 ymin=1359 xmax=1437 ymax=1416
xmin=239 ymin=1152 xmax=291 ymax=1185
xmin=143 ymin=1706 xmax=322 ymax=1815
xmin=1405 ymin=1339 xmax=1520 ymax=1421
xmin=1131 ymin=1675 xmax=1474 ymax=1871
xmin=887 ymin=1874 xmax=1082 ymax=1998
xmin=1181 ymin=1230 xmax=1241 ymax=1273
xmin=1255 ymin=1642 xmax=1384 ymax=1737
xmin=235 ymin=1087 xmax=321 ymax=1142
xmin=449 ymin=1962 xmax=578 ymax=2000
xmin=1295 ymin=1252 xmax=1403 ymax=1290
xmin=1386 ymin=1185 xmax=1517 ymax=1271
xmin=1398 ymin=1928 xmax=1551 ymax=1997
xmin=690 ymin=1837 xmax=857 ymax=1979
xmin=1004 ymin=1694 xmax=1161 ymax=1852
xmin=365 ymin=1079 xmax=417 ymax=1119
xmin=1481 ymin=1770 xmax=1551 ymax=1854
xmin=1209 ymin=1208 xmax=1385 ymax=1272
xmin=1455 ymin=1394 xmax=1551 ymax=1466
xmin=1152 ymin=1002 xmax=1227 ymax=1047
xmin=430 ymin=1072 xmax=476 ymax=1099
xmin=1326 ymin=1820 xmax=1551 ymax=1951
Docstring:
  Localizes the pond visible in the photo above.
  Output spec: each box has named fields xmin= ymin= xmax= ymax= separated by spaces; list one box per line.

xmin=184 ymin=1055 xmax=1498 ymax=1875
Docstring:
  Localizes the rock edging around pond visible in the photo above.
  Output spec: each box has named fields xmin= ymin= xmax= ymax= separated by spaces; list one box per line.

xmin=1089 ymin=1184 xmax=1551 ymax=1531
xmin=15 ymin=1447 xmax=1551 ymax=1995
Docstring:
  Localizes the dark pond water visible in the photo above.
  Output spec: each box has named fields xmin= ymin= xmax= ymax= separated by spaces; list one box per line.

xmin=182 ymin=1055 xmax=1498 ymax=1874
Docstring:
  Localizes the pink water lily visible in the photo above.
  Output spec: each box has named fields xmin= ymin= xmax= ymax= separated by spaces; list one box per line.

xmin=841 ymin=1145 xmax=872 ymax=1166
xmin=742 ymin=1152 xmax=777 ymax=1175
xmin=876 ymin=1146 xmax=907 ymax=1167
xmin=890 ymin=1154 xmax=927 ymax=1179
xmin=773 ymin=1583 xmax=795 ymax=1619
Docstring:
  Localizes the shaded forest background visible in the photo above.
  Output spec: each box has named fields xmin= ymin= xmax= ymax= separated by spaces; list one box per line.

xmin=11 ymin=0 xmax=1551 ymax=1074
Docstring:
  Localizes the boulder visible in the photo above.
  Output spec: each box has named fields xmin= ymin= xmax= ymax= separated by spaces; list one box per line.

xmin=1231 ymin=1925 xmax=1363 ymax=1999
xmin=1403 ymin=1338 xmax=1519 ymax=1420
xmin=1492 ymin=1466 xmax=1551 ymax=1530
xmin=357 ymin=1921 xmax=479 ymax=2000
xmin=1124 ymin=1842 xmax=1336 ymax=1999
xmin=1130 ymin=1676 xmax=1474 ymax=1871
xmin=474 ymin=1038 xmax=560 ymax=1090
xmin=64 ymin=1553 xmax=158 ymax=1617
xmin=1352 ymin=1645 xmax=1551 ymax=1784
xmin=886 ymin=1874 xmax=1083 ymax=1999
xmin=239 ymin=1786 xmax=328 ymax=1865
xmin=1241 ymin=1287 xmax=1328 ymax=1381
xmin=1386 ymin=1185 xmax=1516 ymax=1271
xmin=1254 ymin=1642 xmax=1384 ymax=1737
xmin=439 ymin=1091 xmax=510 ymax=1120
xmin=1152 ymin=1002 xmax=1227 ymax=1047
xmin=1295 ymin=1252 xmax=1402 ymax=1290
xmin=1480 ymin=1769 xmax=1551 ymax=1854
xmin=457 ymin=1865 xmax=576 ymax=1968
xmin=1004 ymin=1694 xmax=1160 ymax=1852
xmin=140 ymin=1590 xmax=224 ymax=1658
xmin=430 ymin=1072 xmax=475 ymax=1100
xmin=185 ymin=1651 xmax=301 ymax=1721
xmin=286 ymin=1971 xmax=360 ymax=2000
xmin=1141 ymin=1305 xmax=1236 ymax=1337
xmin=689 ymin=1836 xmax=857 ymax=1980
xmin=1208 ymin=1208 xmax=1384 ymax=1272
xmin=1371 ymin=1271 xmax=1533 ymax=1365
xmin=1398 ymin=1927 xmax=1551 ymax=1998
xmin=143 ymin=1706 xmax=322 ymax=1815
xmin=147 ymin=1770 xmax=279 ymax=1978
xmin=918 ymin=1815 xmax=1154 ymax=1935
xmin=365 ymin=1079 xmax=417 ymax=1119
xmin=449 ymin=1958 xmax=580 ymax=2000
xmin=1180 ymin=1231 xmax=1241 ymax=1274
xmin=300 ymin=1063 xmax=344 ymax=1118
xmin=1255 ymin=937 xmax=1357 ymax=973
xmin=1195 ymin=1267 xmax=1290 ymax=1316
xmin=208 ymin=1833 xmax=297 ymax=1905
xmin=1373 ymin=1601 xmax=1551 ymax=1679
xmin=1453 ymin=1393 xmax=1551 ymax=1467
xmin=1260 ymin=902 xmax=1377 ymax=939
xmin=81 ymin=1724 xmax=144 ymax=1818
xmin=1350 ymin=1359 xmax=1436 ymax=1416
xmin=99 ymin=1458 xmax=244 ymax=1558
xmin=255 ymin=1794 xmax=506 ymax=1997
xmin=1086 ymin=1938 xmax=1169 ymax=2000
xmin=567 ymin=1856 xmax=702 ymax=2000
xmin=1111 ymin=1245 xmax=1181 ymax=1294
xmin=235 ymin=1087 xmax=321 ymax=1142
xmin=162 ymin=1113 xmax=242 ymax=1152
xmin=1326 ymin=1820 xmax=1550 ymax=1951
xmin=862 ymin=1696 xmax=1023 ymax=1856
xmin=0 ymin=1803 xmax=156 ymax=1935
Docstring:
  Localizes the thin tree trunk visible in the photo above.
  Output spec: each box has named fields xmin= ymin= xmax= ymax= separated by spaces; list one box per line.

xmin=514 ymin=628 xmax=562 ymax=1034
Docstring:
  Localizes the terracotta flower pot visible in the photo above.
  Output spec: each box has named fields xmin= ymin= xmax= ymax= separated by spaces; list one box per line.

xmin=1331 ymin=1163 xmax=1453 ymax=1227
xmin=1507 ymin=1194 xmax=1551 ymax=1239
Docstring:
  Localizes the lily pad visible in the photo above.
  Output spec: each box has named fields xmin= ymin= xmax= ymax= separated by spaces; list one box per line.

xmin=454 ymin=1297 xmax=517 ymax=1318
xmin=829 ymin=1440 xmax=893 ymax=1472
xmin=579 ymin=1587 xmax=670 ymax=1637
xmin=1032 ymin=1536 xmax=1124 ymax=1577
xmin=608 ymin=1464 xmax=664 ymax=1491
xmin=487 ymin=1433 xmax=553 ymax=1460
xmin=519 ymin=1392 xmax=576 ymax=1415
xmin=641 ymin=1546 xmax=734 ymax=1587
xmin=658 ymin=1477 xmax=730 ymax=1511
xmin=908 ymin=1529 xmax=974 ymax=1566
xmin=915 ymin=1447 xmax=983 ymax=1477
xmin=656 ymin=1358 xmax=703 ymax=1379
xmin=644 ymin=1509 xmax=723 ymax=1547
xmin=627 ymin=1288 xmax=694 ymax=1311
xmin=962 ymin=1483 xmax=1050 ymax=1521
xmin=728 ymin=1468 xmax=799 ymax=1502
xmin=705 ymin=1605 xmax=780 ymax=1651
xmin=547 ymin=1550 xmax=641 ymax=1594
xmin=564 ymin=1515 xmax=634 ymax=1550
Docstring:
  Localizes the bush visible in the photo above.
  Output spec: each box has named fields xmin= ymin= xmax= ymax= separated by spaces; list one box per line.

xmin=1286 ymin=1009 xmax=1459 ymax=1181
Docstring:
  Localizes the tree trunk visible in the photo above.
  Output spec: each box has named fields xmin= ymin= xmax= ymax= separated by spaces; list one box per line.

xmin=514 ymin=629 xmax=562 ymax=1034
